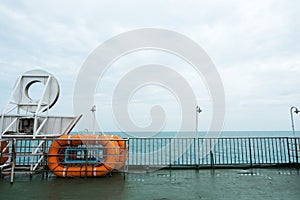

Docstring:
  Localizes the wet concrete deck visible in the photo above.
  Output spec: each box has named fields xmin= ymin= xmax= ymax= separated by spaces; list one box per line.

xmin=0 ymin=168 xmax=300 ymax=199
xmin=124 ymin=168 xmax=300 ymax=200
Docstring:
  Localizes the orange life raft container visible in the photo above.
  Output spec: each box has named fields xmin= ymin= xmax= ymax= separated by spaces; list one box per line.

xmin=0 ymin=141 xmax=9 ymax=164
xmin=47 ymin=135 xmax=127 ymax=177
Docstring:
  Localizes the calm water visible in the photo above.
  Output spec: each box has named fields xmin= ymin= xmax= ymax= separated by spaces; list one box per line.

xmin=88 ymin=131 xmax=300 ymax=138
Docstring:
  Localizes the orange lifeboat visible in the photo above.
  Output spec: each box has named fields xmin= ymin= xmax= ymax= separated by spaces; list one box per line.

xmin=0 ymin=141 xmax=9 ymax=164
xmin=110 ymin=135 xmax=128 ymax=169
xmin=47 ymin=135 xmax=127 ymax=177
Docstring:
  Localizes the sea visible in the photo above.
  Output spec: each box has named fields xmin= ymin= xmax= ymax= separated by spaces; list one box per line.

xmin=78 ymin=130 xmax=300 ymax=138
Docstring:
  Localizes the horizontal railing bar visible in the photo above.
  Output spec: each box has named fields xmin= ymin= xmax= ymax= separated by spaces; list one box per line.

xmin=2 ymin=136 xmax=299 ymax=141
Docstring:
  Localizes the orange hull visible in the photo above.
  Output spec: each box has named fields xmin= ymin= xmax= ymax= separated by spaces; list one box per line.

xmin=0 ymin=141 xmax=9 ymax=164
xmin=47 ymin=135 xmax=127 ymax=177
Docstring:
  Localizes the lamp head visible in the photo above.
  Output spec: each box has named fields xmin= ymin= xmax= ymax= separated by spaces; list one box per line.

xmin=196 ymin=106 xmax=202 ymax=113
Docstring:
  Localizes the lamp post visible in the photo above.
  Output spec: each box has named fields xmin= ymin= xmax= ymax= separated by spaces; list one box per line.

xmin=195 ymin=106 xmax=202 ymax=166
xmin=290 ymin=106 xmax=299 ymax=137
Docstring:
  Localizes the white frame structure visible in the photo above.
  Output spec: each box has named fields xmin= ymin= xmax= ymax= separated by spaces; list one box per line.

xmin=0 ymin=69 xmax=81 ymax=139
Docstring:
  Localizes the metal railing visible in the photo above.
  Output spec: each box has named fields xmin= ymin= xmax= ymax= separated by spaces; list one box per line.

xmin=1 ymin=136 xmax=300 ymax=181
xmin=127 ymin=137 xmax=300 ymax=168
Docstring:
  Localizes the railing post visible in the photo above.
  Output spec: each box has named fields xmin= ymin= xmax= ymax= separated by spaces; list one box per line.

xmin=169 ymin=138 xmax=171 ymax=169
xmin=124 ymin=138 xmax=129 ymax=179
xmin=42 ymin=138 xmax=47 ymax=179
xmin=210 ymin=139 xmax=214 ymax=168
xmin=210 ymin=150 xmax=214 ymax=168
xmin=287 ymin=138 xmax=291 ymax=164
xmin=10 ymin=139 xmax=16 ymax=184
xmin=295 ymin=138 xmax=299 ymax=168
xmin=248 ymin=138 xmax=252 ymax=167
xmin=85 ymin=144 xmax=88 ymax=179
xmin=194 ymin=138 xmax=199 ymax=168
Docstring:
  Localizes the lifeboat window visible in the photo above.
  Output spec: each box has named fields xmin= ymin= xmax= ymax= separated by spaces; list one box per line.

xmin=64 ymin=148 xmax=99 ymax=163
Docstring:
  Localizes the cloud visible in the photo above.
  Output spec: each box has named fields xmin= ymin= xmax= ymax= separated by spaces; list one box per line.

xmin=0 ymin=0 xmax=299 ymax=131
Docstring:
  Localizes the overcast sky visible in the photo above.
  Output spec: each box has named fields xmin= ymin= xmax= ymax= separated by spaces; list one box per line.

xmin=0 ymin=0 xmax=300 ymax=132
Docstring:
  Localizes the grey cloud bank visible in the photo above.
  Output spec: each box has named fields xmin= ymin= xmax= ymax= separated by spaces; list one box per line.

xmin=0 ymin=0 xmax=299 ymax=131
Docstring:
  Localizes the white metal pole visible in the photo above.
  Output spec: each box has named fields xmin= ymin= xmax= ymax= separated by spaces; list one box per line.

xmin=91 ymin=105 xmax=96 ymax=135
xmin=290 ymin=106 xmax=299 ymax=137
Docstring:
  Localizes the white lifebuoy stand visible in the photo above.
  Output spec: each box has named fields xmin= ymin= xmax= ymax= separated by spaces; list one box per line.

xmin=0 ymin=69 xmax=81 ymax=139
